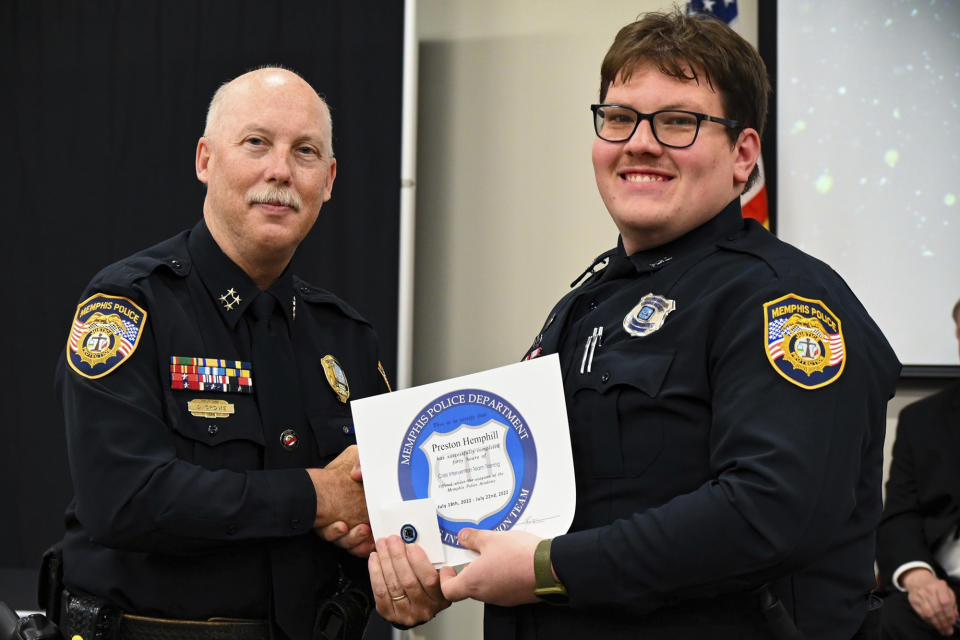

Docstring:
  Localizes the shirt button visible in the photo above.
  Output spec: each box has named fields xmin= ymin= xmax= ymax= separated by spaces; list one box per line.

xmin=600 ymin=372 xmax=610 ymax=383
xmin=589 ymin=300 xmax=598 ymax=310
xmin=207 ymin=424 xmax=218 ymax=436
xmin=226 ymin=523 xmax=238 ymax=535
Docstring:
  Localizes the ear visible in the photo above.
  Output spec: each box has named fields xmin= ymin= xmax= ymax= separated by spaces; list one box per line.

xmin=321 ymin=157 xmax=337 ymax=203
xmin=196 ymin=138 xmax=212 ymax=184
xmin=732 ymin=128 xmax=761 ymax=187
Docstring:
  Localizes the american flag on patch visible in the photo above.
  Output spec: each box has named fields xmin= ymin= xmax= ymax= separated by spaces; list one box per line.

xmin=767 ymin=316 xmax=788 ymax=360
xmin=68 ymin=317 xmax=138 ymax=355
xmin=68 ymin=318 xmax=87 ymax=353
xmin=117 ymin=318 xmax=139 ymax=356
xmin=686 ymin=0 xmax=770 ymax=230
xmin=828 ymin=333 xmax=845 ymax=366
xmin=768 ymin=319 xmax=845 ymax=365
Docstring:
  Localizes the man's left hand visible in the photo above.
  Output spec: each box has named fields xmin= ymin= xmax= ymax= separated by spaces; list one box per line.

xmin=439 ymin=528 xmax=543 ymax=606
xmin=318 ymin=521 xmax=374 ymax=558
xmin=369 ymin=535 xmax=451 ymax=627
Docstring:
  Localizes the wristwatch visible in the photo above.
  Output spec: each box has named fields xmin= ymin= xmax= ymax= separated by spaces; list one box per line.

xmin=533 ymin=538 xmax=569 ymax=605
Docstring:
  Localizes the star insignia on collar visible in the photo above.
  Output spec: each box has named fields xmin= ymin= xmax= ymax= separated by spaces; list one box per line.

xmin=218 ymin=288 xmax=242 ymax=311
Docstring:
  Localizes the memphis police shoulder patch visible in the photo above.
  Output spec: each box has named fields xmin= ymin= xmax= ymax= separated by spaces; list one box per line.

xmin=66 ymin=293 xmax=147 ymax=379
xmin=763 ymin=294 xmax=845 ymax=390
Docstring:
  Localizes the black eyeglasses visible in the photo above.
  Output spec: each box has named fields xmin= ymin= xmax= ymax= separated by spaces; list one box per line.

xmin=590 ymin=104 xmax=741 ymax=148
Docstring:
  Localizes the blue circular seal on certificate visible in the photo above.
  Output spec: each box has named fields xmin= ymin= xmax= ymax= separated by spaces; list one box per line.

xmin=397 ymin=389 xmax=537 ymax=548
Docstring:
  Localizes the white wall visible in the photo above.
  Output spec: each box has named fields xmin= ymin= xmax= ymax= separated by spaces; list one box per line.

xmin=412 ymin=0 xmax=666 ymax=388
xmin=406 ymin=1 xmax=942 ymax=638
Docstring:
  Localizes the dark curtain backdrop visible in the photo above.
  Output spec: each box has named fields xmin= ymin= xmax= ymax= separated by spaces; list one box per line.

xmin=0 ymin=0 xmax=403 ymax=612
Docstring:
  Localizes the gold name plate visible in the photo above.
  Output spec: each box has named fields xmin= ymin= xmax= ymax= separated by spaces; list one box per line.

xmin=187 ymin=398 xmax=235 ymax=418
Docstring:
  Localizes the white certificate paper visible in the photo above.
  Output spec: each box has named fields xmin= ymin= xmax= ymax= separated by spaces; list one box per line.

xmin=351 ymin=354 xmax=575 ymax=567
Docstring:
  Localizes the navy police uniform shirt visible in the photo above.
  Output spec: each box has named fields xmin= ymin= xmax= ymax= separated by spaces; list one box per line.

xmin=56 ymin=221 xmax=390 ymax=640
xmin=487 ymin=200 xmax=901 ymax=640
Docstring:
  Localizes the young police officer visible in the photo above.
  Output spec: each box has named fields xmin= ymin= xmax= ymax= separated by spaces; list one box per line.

xmin=57 ymin=68 xmax=388 ymax=640
xmin=370 ymin=10 xmax=901 ymax=640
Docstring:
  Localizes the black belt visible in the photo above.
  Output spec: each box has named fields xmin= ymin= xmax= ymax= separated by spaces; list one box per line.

xmin=117 ymin=614 xmax=269 ymax=640
xmin=59 ymin=590 xmax=270 ymax=640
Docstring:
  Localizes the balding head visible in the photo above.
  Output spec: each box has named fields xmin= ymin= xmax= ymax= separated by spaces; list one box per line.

xmin=204 ymin=67 xmax=333 ymax=157
xmin=195 ymin=66 xmax=337 ymax=288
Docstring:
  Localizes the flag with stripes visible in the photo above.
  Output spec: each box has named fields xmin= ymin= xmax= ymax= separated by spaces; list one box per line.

xmin=66 ymin=293 xmax=147 ymax=380
xmin=687 ymin=0 xmax=770 ymax=229
xmin=763 ymin=294 xmax=846 ymax=390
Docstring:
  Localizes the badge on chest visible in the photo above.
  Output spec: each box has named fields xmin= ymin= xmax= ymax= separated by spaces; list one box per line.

xmin=322 ymin=355 xmax=350 ymax=403
xmin=623 ymin=293 xmax=676 ymax=338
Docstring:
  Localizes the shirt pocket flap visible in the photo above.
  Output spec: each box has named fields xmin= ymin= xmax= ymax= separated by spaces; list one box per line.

xmin=573 ymin=348 xmax=675 ymax=397
xmin=308 ymin=411 xmax=357 ymax=461
xmin=569 ymin=348 xmax=675 ymax=478
xmin=167 ymin=394 xmax=265 ymax=447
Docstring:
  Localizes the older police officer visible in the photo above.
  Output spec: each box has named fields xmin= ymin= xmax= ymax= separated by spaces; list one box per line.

xmin=57 ymin=68 xmax=387 ymax=640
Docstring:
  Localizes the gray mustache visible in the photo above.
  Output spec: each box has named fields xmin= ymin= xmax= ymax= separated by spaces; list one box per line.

xmin=247 ymin=186 xmax=302 ymax=211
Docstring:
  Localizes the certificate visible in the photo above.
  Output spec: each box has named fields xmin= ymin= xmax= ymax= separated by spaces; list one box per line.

xmin=351 ymin=354 xmax=575 ymax=566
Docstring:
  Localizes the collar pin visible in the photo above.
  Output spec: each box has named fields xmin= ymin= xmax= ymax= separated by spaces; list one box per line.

xmin=218 ymin=288 xmax=242 ymax=311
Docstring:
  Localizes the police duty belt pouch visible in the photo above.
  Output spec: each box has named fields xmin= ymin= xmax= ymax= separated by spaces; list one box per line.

xmin=38 ymin=543 xmax=63 ymax=625
xmin=313 ymin=572 xmax=372 ymax=640
xmin=60 ymin=590 xmax=120 ymax=640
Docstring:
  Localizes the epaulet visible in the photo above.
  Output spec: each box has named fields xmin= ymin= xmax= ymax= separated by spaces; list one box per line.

xmin=715 ymin=219 xmax=791 ymax=279
xmin=719 ymin=219 xmax=845 ymax=287
xmin=88 ymin=231 xmax=192 ymax=289
xmin=293 ymin=276 xmax=372 ymax=326
xmin=570 ymin=247 xmax=620 ymax=289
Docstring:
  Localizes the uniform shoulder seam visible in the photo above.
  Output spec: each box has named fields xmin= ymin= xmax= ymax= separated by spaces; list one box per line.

xmin=88 ymin=231 xmax=192 ymax=288
xmin=293 ymin=276 xmax=371 ymax=326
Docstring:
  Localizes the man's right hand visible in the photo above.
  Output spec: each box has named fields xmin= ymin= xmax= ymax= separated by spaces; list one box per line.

xmin=902 ymin=567 xmax=959 ymax=636
xmin=307 ymin=445 xmax=368 ymax=529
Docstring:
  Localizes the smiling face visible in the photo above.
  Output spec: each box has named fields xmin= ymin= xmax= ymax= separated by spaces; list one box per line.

xmin=592 ymin=64 xmax=759 ymax=254
xmin=196 ymin=68 xmax=336 ymax=282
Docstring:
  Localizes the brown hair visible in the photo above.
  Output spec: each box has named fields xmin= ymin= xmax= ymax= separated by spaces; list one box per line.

xmin=599 ymin=9 xmax=771 ymax=189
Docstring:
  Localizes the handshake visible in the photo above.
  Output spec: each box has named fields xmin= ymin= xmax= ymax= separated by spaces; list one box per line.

xmin=303 ymin=444 xmax=548 ymax=630
xmin=306 ymin=444 xmax=454 ymax=628
xmin=307 ymin=445 xmax=375 ymax=557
